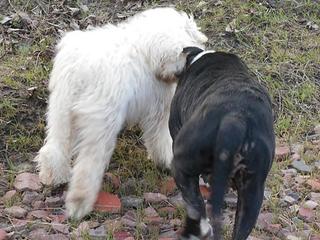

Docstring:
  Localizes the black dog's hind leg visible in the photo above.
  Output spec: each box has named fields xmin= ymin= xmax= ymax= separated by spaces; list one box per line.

xmin=173 ymin=165 xmax=212 ymax=239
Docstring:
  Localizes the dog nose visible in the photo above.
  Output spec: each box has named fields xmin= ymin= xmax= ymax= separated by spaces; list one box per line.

xmin=232 ymin=171 xmax=265 ymax=240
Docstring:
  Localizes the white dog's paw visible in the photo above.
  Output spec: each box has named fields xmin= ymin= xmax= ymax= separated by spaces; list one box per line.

xmin=200 ymin=218 xmax=213 ymax=238
xmin=38 ymin=164 xmax=70 ymax=186
xmin=66 ymin=189 xmax=95 ymax=219
xmin=35 ymin=146 xmax=71 ymax=186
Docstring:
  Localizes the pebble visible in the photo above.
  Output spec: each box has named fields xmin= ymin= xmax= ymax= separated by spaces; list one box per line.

xmin=303 ymin=200 xmax=318 ymax=210
xmin=121 ymin=196 xmax=143 ymax=208
xmin=94 ymin=192 xmax=121 ymax=213
xmin=0 ymin=229 xmax=7 ymax=240
xmin=282 ymin=168 xmax=298 ymax=176
xmin=45 ymin=196 xmax=63 ymax=208
xmin=275 ymin=145 xmax=290 ymax=161
xmin=1 ymin=190 xmax=17 ymax=203
xmin=143 ymin=192 xmax=167 ymax=203
xmin=169 ymin=193 xmax=185 ymax=207
xmin=284 ymin=195 xmax=296 ymax=204
xmin=14 ymin=172 xmax=42 ymax=191
xmin=4 ymin=206 xmax=27 ymax=218
xmin=89 ymin=225 xmax=106 ymax=239
xmin=22 ymin=191 xmax=41 ymax=205
xmin=291 ymin=160 xmax=312 ymax=173
xmin=298 ymin=207 xmax=314 ymax=222
xmin=307 ymin=179 xmax=320 ymax=192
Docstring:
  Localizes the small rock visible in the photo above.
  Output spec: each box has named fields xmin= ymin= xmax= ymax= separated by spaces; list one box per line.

xmin=266 ymin=223 xmax=281 ymax=234
xmin=315 ymin=125 xmax=320 ymax=134
xmin=32 ymin=200 xmax=45 ymax=209
xmin=121 ymin=211 xmax=138 ymax=227
xmin=113 ymin=231 xmax=133 ymax=240
xmin=0 ymin=229 xmax=7 ymax=240
xmin=310 ymin=192 xmax=320 ymax=202
xmin=291 ymin=143 xmax=304 ymax=154
xmin=306 ymin=179 xmax=320 ymax=192
xmin=80 ymin=4 xmax=89 ymax=13
xmin=94 ymin=192 xmax=121 ymax=213
xmin=275 ymin=145 xmax=290 ymax=161
xmin=307 ymin=21 xmax=319 ymax=30
xmin=264 ymin=189 xmax=272 ymax=200
xmin=145 ymin=216 xmax=163 ymax=224
xmin=4 ymin=219 xmax=28 ymax=232
xmin=48 ymin=234 xmax=68 ymax=240
xmin=303 ymin=200 xmax=318 ymax=210
xmin=282 ymin=168 xmax=298 ymax=177
xmin=0 ymin=16 xmax=11 ymax=25
xmin=49 ymin=214 xmax=67 ymax=223
xmin=89 ymin=225 xmax=106 ymax=239
xmin=143 ymin=192 xmax=167 ymax=203
xmin=68 ymin=7 xmax=80 ymax=16
xmin=286 ymin=235 xmax=302 ymax=240
xmin=159 ymin=229 xmax=178 ymax=238
xmin=27 ymin=210 xmax=49 ymax=220
xmin=291 ymin=153 xmax=301 ymax=161
xmin=314 ymin=160 xmax=320 ymax=170
xmin=311 ymin=235 xmax=320 ymax=240
xmin=298 ymin=207 xmax=314 ymax=222
xmin=22 ymin=191 xmax=41 ymax=205
xmin=121 ymin=196 xmax=143 ymax=208
xmin=287 ymin=192 xmax=300 ymax=202
xmin=295 ymin=175 xmax=306 ymax=184
xmin=1 ymin=190 xmax=17 ymax=203
xmin=28 ymin=229 xmax=48 ymax=240
xmin=52 ymin=223 xmax=69 ymax=234
xmin=4 ymin=206 xmax=27 ymax=218
xmin=291 ymin=160 xmax=312 ymax=173
xmin=256 ymin=212 xmax=273 ymax=230
xmin=161 ymin=177 xmax=177 ymax=195
xmin=14 ymin=172 xmax=42 ymax=191
xmin=284 ymin=195 xmax=296 ymax=204
xmin=87 ymin=221 xmax=100 ymax=229
xmin=45 ymin=196 xmax=63 ymax=208
xmin=144 ymin=207 xmax=158 ymax=217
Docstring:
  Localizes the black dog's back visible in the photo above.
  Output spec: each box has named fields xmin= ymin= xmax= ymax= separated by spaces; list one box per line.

xmin=170 ymin=51 xmax=275 ymax=240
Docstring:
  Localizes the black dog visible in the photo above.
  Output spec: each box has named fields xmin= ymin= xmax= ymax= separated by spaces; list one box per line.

xmin=169 ymin=48 xmax=275 ymax=240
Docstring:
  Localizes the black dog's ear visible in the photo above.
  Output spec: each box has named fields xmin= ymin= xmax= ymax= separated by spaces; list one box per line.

xmin=182 ymin=47 xmax=204 ymax=67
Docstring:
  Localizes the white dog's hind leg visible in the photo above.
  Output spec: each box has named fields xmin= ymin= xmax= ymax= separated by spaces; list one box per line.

xmin=36 ymin=90 xmax=72 ymax=186
xmin=66 ymin=107 xmax=124 ymax=219
xmin=142 ymin=112 xmax=173 ymax=169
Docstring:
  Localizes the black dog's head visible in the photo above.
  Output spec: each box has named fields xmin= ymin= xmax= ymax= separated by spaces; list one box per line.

xmin=175 ymin=46 xmax=204 ymax=79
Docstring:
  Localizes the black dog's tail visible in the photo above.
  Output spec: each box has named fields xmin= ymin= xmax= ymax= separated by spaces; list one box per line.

xmin=210 ymin=114 xmax=246 ymax=239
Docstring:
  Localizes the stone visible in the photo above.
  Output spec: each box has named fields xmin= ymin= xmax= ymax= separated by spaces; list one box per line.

xmin=275 ymin=145 xmax=290 ymax=161
xmin=291 ymin=153 xmax=301 ymax=161
xmin=104 ymin=219 xmax=121 ymax=232
xmin=45 ymin=196 xmax=63 ymax=208
xmin=314 ymin=125 xmax=320 ymax=134
xmin=303 ymin=200 xmax=318 ymax=210
xmin=266 ymin=223 xmax=281 ymax=234
xmin=32 ymin=200 xmax=45 ymax=209
xmin=286 ymin=236 xmax=302 ymax=240
xmin=314 ymin=160 xmax=320 ymax=170
xmin=28 ymin=229 xmax=48 ymax=240
xmin=89 ymin=225 xmax=106 ymax=239
xmin=1 ymin=190 xmax=17 ymax=203
xmin=27 ymin=210 xmax=50 ymax=220
xmin=282 ymin=168 xmax=298 ymax=177
xmin=5 ymin=219 xmax=28 ymax=232
xmin=289 ymin=204 xmax=300 ymax=213
xmin=22 ymin=191 xmax=41 ymax=205
xmin=14 ymin=172 xmax=42 ymax=191
xmin=144 ymin=216 xmax=163 ymax=224
xmin=121 ymin=211 xmax=138 ymax=227
xmin=113 ymin=231 xmax=133 ymax=240
xmin=310 ymin=192 xmax=320 ymax=202
xmin=291 ymin=160 xmax=312 ymax=173
xmin=307 ymin=179 xmax=320 ymax=192
xmin=4 ymin=206 xmax=27 ymax=218
xmin=0 ymin=229 xmax=7 ymax=240
xmin=161 ymin=177 xmax=177 ymax=195
xmin=94 ymin=192 xmax=121 ymax=213
xmin=284 ymin=195 xmax=296 ymax=204
xmin=73 ymin=221 xmax=90 ymax=238
xmin=121 ymin=196 xmax=143 ymax=208
xmin=144 ymin=192 xmax=167 ymax=203
xmin=256 ymin=212 xmax=273 ymax=230
xmin=298 ymin=207 xmax=314 ymax=221
xmin=144 ymin=207 xmax=158 ymax=217
xmin=158 ymin=207 xmax=176 ymax=216
xmin=49 ymin=214 xmax=67 ymax=223
xmin=52 ymin=223 xmax=69 ymax=234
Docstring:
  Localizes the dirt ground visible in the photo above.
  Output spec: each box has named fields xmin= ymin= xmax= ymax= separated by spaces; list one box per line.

xmin=0 ymin=0 xmax=320 ymax=239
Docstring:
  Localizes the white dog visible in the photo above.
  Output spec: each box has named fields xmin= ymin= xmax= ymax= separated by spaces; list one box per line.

xmin=35 ymin=7 xmax=207 ymax=219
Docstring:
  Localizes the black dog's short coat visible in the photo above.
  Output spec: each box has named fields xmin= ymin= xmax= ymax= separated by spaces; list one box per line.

xmin=169 ymin=48 xmax=275 ymax=240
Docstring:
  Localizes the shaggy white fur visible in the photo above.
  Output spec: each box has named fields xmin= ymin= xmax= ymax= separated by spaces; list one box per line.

xmin=35 ymin=7 xmax=207 ymax=219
